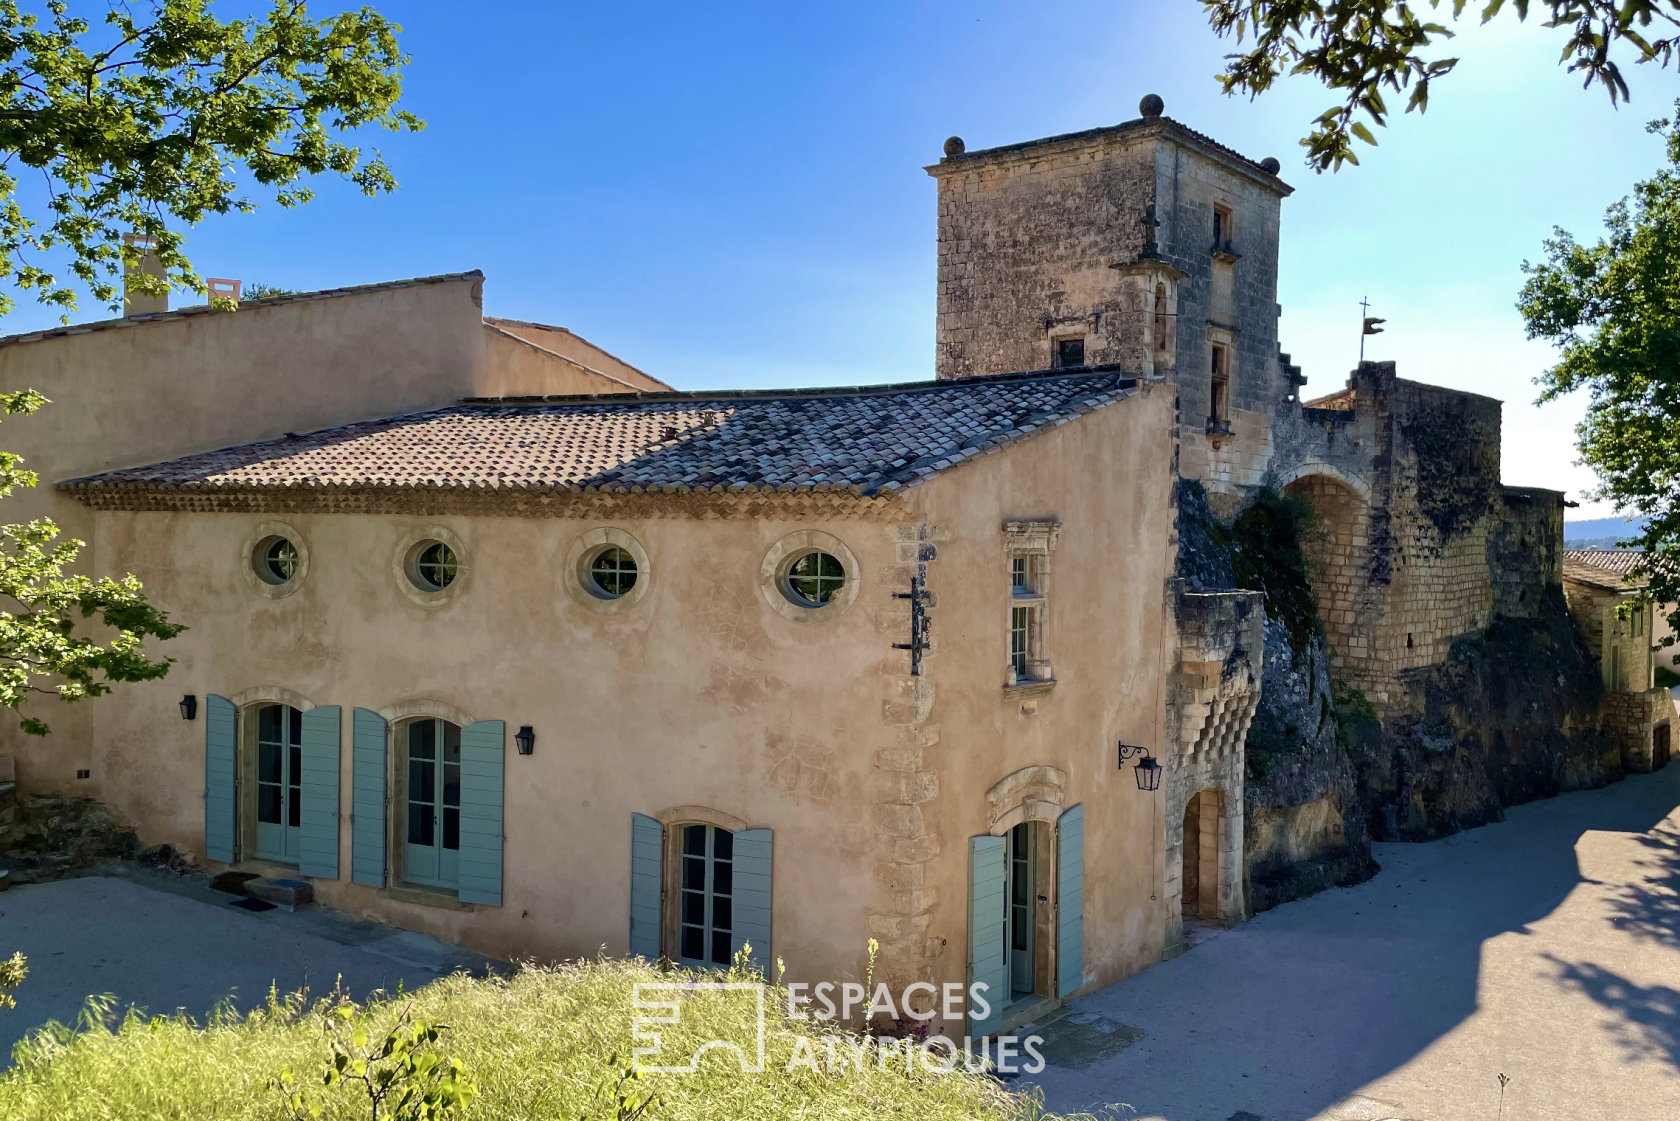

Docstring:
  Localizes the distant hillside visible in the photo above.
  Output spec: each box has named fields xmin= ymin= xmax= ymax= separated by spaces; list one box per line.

xmin=1564 ymin=516 xmax=1648 ymax=545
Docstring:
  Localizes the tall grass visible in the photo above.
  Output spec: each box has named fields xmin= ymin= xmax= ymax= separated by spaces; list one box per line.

xmin=0 ymin=957 xmax=1093 ymax=1120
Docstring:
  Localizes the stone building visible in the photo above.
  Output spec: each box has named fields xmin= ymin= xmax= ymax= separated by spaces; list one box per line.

xmin=0 ymin=273 xmax=1195 ymax=1040
xmin=930 ymin=96 xmax=1641 ymax=909
xmin=0 ymin=95 xmax=1658 ymax=1040
xmin=1563 ymin=550 xmax=1676 ymax=770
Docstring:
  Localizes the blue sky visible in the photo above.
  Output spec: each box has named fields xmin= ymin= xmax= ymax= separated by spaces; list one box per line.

xmin=8 ymin=0 xmax=1677 ymax=518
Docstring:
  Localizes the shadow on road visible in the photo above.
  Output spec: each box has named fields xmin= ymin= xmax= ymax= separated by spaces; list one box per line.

xmin=1031 ymin=762 xmax=1680 ymax=1121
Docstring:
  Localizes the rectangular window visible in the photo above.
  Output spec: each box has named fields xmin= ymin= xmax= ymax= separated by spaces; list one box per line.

xmin=1054 ymin=338 xmax=1085 ymax=368
xmin=1004 ymin=532 xmax=1055 ymax=685
xmin=1213 ymin=205 xmax=1232 ymax=250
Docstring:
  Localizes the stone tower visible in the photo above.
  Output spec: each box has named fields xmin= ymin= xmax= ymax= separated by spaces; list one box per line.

xmin=927 ymin=95 xmax=1294 ymax=513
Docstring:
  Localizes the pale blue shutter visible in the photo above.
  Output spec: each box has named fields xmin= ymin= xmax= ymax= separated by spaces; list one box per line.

xmin=1057 ymin=803 xmax=1085 ymax=998
xmin=204 ymin=694 xmax=236 ymax=864
xmin=629 ymin=814 xmax=663 ymax=960
xmin=732 ymin=828 xmax=773 ymax=974
xmin=968 ymin=834 xmax=1006 ymax=1038
xmin=297 ymin=706 xmax=341 ymax=880
xmin=351 ymin=708 xmax=388 ymax=887
xmin=457 ymin=720 xmax=505 ymax=906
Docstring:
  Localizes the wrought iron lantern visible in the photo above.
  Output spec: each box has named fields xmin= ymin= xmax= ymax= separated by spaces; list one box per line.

xmin=179 ymin=694 xmax=198 ymax=721
xmin=515 ymin=725 xmax=535 ymax=755
xmin=1118 ymin=741 xmax=1161 ymax=792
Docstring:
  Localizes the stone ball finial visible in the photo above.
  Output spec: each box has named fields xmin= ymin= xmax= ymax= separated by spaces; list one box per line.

xmin=943 ymin=136 xmax=966 ymax=157
xmin=1260 ymin=156 xmax=1281 ymax=175
xmin=1139 ymin=94 xmax=1164 ymax=119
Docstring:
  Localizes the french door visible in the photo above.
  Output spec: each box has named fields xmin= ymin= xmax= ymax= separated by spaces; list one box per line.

xmin=404 ymin=718 xmax=462 ymax=889
xmin=254 ymin=704 xmax=303 ymax=864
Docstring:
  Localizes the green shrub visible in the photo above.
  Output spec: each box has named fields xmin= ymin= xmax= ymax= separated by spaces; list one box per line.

xmin=0 ymin=955 xmax=1093 ymax=1121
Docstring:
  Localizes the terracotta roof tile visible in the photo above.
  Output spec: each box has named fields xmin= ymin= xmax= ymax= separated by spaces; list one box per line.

xmin=60 ymin=370 xmax=1137 ymax=500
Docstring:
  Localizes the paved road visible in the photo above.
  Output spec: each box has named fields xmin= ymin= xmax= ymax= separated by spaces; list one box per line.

xmin=1031 ymin=765 xmax=1680 ymax=1121
xmin=0 ymin=866 xmax=487 ymax=1063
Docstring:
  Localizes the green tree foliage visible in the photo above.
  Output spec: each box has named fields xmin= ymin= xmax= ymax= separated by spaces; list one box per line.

xmin=0 ymin=390 xmax=182 ymax=734
xmin=1518 ymin=107 xmax=1680 ymax=650
xmin=0 ymin=0 xmax=421 ymax=319
xmin=1202 ymin=0 xmax=1680 ymax=171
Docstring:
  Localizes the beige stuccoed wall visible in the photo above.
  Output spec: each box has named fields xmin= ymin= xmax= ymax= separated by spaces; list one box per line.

xmin=78 ymin=382 xmax=1177 ymax=1008
xmin=901 ymin=383 xmax=1176 ymax=997
xmin=486 ymin=319 xmax=670 ymax=392
xmin=0 ymin=275 xmax=659 ymax=794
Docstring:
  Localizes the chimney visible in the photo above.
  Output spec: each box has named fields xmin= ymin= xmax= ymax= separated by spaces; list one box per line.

xmin=122 ymin=233 xmax=168 ymax=316
xmin=207 ymin=277 xmax=241 ymax=303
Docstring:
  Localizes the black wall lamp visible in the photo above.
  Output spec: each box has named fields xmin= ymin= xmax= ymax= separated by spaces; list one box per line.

xmin=179 ymin=694 xmax=198 ymax=721
xmin=515 ymin=725 xmax=535 ymax=755
xmin=1118 ymin=741 xmax=1161 ymax=792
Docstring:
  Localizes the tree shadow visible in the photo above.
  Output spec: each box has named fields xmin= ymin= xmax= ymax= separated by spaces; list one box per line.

xmin=1544 ymin=956 xmax=1680 ymax=1067
xmin=1030 ymin=764 xmax=1680 ymax=1121
xmin=1603 ymin=821 xmax=1680 ymax=951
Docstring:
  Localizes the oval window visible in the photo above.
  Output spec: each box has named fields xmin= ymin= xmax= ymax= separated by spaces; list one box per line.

xmin=412 ymin=541 xmax=458 ymax=591
xmin=785 ymin=551 xmax=846 ymax=606
xmin=254 ymin=535 xmax=300 ymax=585
xmin=588 ymin=546 xmax=638 ymax=598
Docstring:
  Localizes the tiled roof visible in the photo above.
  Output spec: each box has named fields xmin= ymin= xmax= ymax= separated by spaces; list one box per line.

xmin=1564 ymin=549 xmax=1675 ymax=590
xmin=59 ymin=369 xmax=1136 ymax=499
xmin=0 ymin=271 xmax=484 ymax=350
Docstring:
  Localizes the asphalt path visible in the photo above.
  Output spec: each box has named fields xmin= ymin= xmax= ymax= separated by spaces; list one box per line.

xmin=1031 ymin=764 xmax=1680 ymax=1121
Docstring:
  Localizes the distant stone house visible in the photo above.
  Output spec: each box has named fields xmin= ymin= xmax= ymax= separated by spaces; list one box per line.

xmin=1563 ymin=550 xmax=1677 ymax=770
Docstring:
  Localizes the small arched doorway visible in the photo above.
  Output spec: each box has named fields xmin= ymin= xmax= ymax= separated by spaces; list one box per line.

xmin=1181 ymin=789 xmax=1223 ymax=922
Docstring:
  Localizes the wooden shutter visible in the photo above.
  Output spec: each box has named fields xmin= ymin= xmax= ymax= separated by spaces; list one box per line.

xmin=629 ymin=813 xmax=663 ymax=960
xmin=350 ymin=708 xmax=388 ymax=887
xmin=1057 ymin=803 xmax=1085 ymax=998
xmin=203 ymin=694 xmax=237 ymax=864
xmin=732 ymin=828 xmax=773 ymax=974
xmin=297 ymin=706 xmax=341 ymax=880
xmin=457 ymin=720 xmax=505 ymax=906
xmin=967 ymin=834 xmax=1006 ymax=1038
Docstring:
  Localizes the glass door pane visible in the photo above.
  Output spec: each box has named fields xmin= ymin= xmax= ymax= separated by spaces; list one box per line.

xmin=405 ymin=719 xmax=439 ymax=885
xmin=404 ymin=719 xmax=462 ymax=890
xmin=438 ymin=721 xmax=461 ymax=889
xmin=677 ymin=824 xmax=734 ymax=968
xmin=254 ymin=705 xmax=303 ymax=864
xmin=1009 ymin=822 xmax=1034 ymax=999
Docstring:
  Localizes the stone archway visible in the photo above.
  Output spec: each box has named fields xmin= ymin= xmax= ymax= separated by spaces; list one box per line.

xmin=1282 ymin=471 xmax=1370 ymax=677
xmin=1180 ymin=788 xmax=1227 ymax=922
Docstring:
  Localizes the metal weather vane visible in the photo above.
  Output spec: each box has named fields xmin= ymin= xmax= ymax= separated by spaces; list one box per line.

xmin=1359 ymin=296 xmax=1386 ymax=363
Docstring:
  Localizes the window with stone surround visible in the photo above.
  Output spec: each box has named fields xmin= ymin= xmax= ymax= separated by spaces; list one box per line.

xmin=1004 ymin=521 xmax=1060 ymax=687
xmin=1212 ymin=205 xmax=1233 ymax=254
xmin=1209 ymin=344 xmax=1231 ymax=435
xmin=1054 ymin=338 xmax=1085 ymax=369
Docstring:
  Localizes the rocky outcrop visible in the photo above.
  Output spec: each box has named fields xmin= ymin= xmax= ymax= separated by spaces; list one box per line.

xmin=1359 ymin=588 xmax=1616 ymax=840
xmin=1244 ymin=622 xmax=1377 ymax=911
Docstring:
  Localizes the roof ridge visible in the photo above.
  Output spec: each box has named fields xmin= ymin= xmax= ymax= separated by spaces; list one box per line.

xmin=0 ymin=270 xmax=486 ymax=350
xmin=56 ymin=372 xmax=1142 ymax=504
xmin=459 ymin=365 xmax=1134 ymax=407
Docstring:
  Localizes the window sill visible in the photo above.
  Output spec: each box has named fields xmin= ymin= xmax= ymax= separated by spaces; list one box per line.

xmin=1003 ymin=679 xmax=1057 ymax=697
xmin=380 ymin=883 xmax=475 ymax=912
